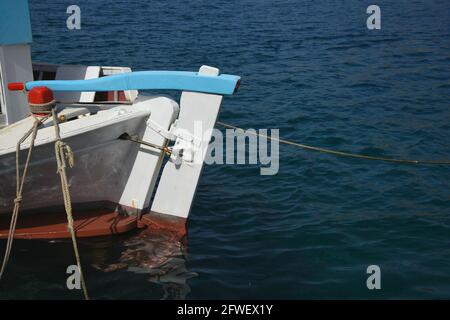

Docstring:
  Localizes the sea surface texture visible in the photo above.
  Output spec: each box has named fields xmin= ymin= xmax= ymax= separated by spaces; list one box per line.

xmin=1 ymin=0 xmax=450 ymax=299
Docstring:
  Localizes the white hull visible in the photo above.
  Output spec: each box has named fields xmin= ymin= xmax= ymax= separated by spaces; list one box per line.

xmin=0 ymin=115 xmax=140 ymax=214
xmin=0 ymin=95 xmax=179 ymax=216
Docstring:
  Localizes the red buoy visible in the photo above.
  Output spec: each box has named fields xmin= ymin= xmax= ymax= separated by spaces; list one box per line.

xmin=26 ymin=86 xmax=56 ymax=115
xmin=28 ymin=86 xmax=54 ymax=105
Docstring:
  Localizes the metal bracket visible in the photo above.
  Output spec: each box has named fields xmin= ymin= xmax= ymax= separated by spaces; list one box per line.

xmin=146 ymin=118 xmax=201 ymax=165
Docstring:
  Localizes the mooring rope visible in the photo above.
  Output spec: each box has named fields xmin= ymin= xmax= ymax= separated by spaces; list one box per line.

xmin=0 ymin=109 xmax=88 ymax=299
xmin=51 ymin=109 xmax=89 ymax=300
xmin=216 ymin=121 xmax=450 ymax=165
xmin=0 ymin=115 xmax=49 ymax=280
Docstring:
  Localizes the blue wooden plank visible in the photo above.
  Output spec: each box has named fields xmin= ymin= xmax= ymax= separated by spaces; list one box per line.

xmin=25 ymin=71 xmax=241 ymax=95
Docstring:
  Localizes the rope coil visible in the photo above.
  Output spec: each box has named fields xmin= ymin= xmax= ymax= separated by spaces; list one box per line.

xmin=28 ymin=100 xmax=56 ymax=115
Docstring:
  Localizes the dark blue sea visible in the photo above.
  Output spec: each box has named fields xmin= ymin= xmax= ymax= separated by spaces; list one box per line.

xmin=1 ymin=0 xmax=450 ymax=299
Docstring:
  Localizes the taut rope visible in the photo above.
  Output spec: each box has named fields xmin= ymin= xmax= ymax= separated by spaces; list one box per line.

xmin=216 ymin=121 xmax=450 ymax=166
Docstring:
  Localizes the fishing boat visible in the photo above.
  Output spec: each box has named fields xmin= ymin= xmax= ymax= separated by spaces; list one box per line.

xmin=0 ymin=0 xmax=240 ymax=239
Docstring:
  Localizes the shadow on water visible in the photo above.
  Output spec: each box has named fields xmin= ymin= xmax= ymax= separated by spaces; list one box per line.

xmin=0 ymin=228 xmax=197 ymax=299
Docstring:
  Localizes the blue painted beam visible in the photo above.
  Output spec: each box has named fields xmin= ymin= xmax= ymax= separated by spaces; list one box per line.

xmin=26 ymin=71 xmax=241 ymax=95
xmin=0 ymin=0 xmax=32 ymax=45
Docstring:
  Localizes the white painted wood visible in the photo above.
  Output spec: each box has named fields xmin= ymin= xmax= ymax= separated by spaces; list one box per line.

xmin=57 ymin=106 xmax=91 ymax=121
xmin=54 ymin=65 xmax=101 ymax=103
xmin=151 ymin=66 xmax=223 ymax=218
xmin=0 ymin=44 xmax=33 ymax=125
xmin=118 ymin=96 xmax=179 ymax=211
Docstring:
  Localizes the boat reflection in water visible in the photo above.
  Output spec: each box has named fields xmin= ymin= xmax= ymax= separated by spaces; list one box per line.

xmin=89 ymin=227 xmax=197 ymax=299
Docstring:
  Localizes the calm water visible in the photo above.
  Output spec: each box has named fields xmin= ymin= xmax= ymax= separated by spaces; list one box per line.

xmin=1 ymin=0 xmax=450 ymax=299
